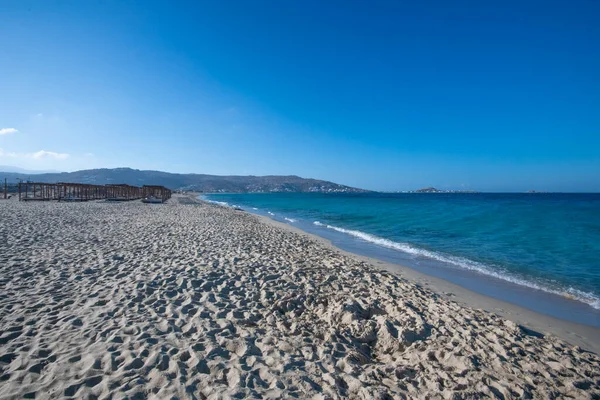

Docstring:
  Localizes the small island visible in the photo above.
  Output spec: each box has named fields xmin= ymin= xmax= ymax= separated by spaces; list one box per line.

xmin=412 ymin=187 xmax=479 ymax=193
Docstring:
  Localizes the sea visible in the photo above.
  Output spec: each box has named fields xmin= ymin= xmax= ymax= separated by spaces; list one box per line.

xmin=203 ymin=192 xmax=600 ymax=327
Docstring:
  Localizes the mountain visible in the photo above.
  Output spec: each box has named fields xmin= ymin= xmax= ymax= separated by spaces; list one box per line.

xmin=0 ymin=167 xmax=369 ymax=193
xmin=0 ymin=165 xmax=62 ymax=174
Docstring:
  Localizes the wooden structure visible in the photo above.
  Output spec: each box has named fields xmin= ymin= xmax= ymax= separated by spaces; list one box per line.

xmin=142 ymin=185 xmax=172 ymax=203
xmin=57 ymin=183 xmax=106 ymax=201
xmin=19 ymin=182 xmax=60 ymax=201
xmin=105 ymin=184 xmax=143 ymax=201
xmin=18 ymin=182 xmax=170 ymax=203
xmin=19 ymin=182 xmax=107 ymax=201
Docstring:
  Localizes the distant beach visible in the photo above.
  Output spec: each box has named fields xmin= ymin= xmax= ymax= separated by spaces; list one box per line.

xmin=1 ymin=195 xmax=599 ymax=399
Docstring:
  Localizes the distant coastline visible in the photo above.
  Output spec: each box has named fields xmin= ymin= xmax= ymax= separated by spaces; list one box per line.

xmin=0 ymin=167 xmax=369 ymax=194
xmin=411 ymin=186 xmax=479 ymax=193
xmin=3 ymin=167 xmax=598 ymax=194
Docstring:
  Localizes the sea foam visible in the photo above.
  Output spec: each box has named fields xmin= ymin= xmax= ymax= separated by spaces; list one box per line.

xmin=202 ymin=198 xmax=230 ymax=207
xmin=313 ymin=221 xmax=600 ymax=310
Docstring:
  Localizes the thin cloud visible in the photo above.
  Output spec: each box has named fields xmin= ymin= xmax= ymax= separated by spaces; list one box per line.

xmin=31 ymin=150 xmax=70 ymax=160
xmin=0 ymin=148 xmax=17 ymax=157
xmin=0 ymin=148 xmax=70 ymax=160
xmin=0 ymin=128 xmax=18 ymax=135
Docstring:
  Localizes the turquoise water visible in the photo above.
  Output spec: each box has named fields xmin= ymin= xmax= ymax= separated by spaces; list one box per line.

xmin=204 ymin=193 xmax=600 ymax=321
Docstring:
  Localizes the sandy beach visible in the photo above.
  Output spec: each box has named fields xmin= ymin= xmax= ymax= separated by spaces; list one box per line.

xmin=1 ymin=194 xmax=599 ymax=399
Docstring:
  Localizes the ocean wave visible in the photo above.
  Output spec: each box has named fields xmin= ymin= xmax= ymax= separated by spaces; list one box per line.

xmin=314 ymin=221 xmax=600 ymax=310
xmin=284 ymin=217 xmax=297 ymax=223
xmin=201 ymin=197 xmax=230 ymax=207
xmin=267 ymin=211 xmax=275 ymax=216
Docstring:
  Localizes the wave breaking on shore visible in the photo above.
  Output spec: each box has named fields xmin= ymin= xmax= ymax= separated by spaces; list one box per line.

xmin=313 ymin=221 xmax=600 ymax=310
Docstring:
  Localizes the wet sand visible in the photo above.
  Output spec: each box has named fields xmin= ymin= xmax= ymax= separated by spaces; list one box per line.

xmin=1 ymin=194 xmax=599 ymax=399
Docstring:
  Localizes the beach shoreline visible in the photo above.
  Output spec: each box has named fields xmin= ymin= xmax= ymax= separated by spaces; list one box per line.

xmin=201 ymin=192 xmax=600 ymax=327
xmin=1 ymin=194 xmax=599 ymax=399
xmin=251 ymin=208 xmax=600 ymax=355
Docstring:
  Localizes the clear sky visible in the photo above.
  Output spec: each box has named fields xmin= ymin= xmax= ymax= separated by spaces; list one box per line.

xmin=1 ymin=0 xmax=599 ymax=191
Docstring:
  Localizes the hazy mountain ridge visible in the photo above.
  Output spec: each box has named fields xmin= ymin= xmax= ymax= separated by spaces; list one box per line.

xmin=0 ymin=165 xmax=62 ymax=174
xmin=0 ymin=167 xmax=368 ymax=193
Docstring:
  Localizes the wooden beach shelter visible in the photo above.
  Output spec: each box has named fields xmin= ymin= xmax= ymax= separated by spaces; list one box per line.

xmin=56 ymin=182 xmax=106 ymax=201
xmin=17 ymin=182 xmax=168 ymax=202
xmin=19 ymin=182 xmax=59 ymax=201
xmin=18 ymin=182 xmax=110 ymax=201
xmin=106 ymin=184 xmax=143 ymax=201
xmin=142 ymin=185 xmax=172 ymax=203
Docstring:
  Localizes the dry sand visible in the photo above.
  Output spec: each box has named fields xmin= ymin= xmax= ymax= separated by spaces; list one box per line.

xmin=258 ymin=214 xmax=600 ymax=356
xmin=1 ymin=194 xmax=599 ymax=399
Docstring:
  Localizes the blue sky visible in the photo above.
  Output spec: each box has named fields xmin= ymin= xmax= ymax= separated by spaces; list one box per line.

xmin=1 ymin=0 xmax=598 ymax=191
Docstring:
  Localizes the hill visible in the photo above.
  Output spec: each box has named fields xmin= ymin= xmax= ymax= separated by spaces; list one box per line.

xmin=0 ymin=165 xmax=61 ymax=174
xmin=0 ymin=167 xmax=368 ymax=193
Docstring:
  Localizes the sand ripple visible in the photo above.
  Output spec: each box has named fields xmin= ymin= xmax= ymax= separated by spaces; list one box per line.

xmin=0 ymin=195 xmax=599 ymax=399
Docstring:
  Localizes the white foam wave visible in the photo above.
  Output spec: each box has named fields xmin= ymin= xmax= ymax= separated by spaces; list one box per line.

xmin=267 ymin=211 xmax=275 ymax=216
xmin=314 ymin=221 xmax=600 ymax=310
xmin=284 ymin=217 xmax=297 ymax=223
xmin=202 ymin=197 xmax=230 ymax=207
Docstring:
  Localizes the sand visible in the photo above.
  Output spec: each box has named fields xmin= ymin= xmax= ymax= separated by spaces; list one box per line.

xmin=258 ymin=215 xmax=600 ymax=355
xmin=1 ymin=194 xmax=599 ymax=399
